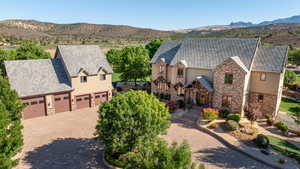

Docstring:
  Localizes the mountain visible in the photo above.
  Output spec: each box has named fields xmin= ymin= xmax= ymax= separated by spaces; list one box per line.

xmin=0 ymin=20 xmax=177 ymax=48
xmin=229 ymin=15 xmax=300 ymax=27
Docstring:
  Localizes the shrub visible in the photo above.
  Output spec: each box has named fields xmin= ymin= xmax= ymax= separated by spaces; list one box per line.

xmin=275 ymin=122 xmax=289 ymax=133
xmin=254 ymin=134 xmax=269 ymax=149
xmin=226 ymin=113 xmax=241 ymax=123
xmin=209 ymin=123 xmax=218 ymax=128
xmin=202 ymin=108 xmax=219 ymax=121
xmin=225 ymin=120 xmax=239 ymax=131
xmin=219 ymin=109 xmax=230 ymax=118
xmin=265 ymin=114 xmax=273 ymax=120
xmin=265 ymin=114 xmax=274 ymax=126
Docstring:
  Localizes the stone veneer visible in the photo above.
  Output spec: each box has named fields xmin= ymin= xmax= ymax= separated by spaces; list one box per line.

xmin=249 ymin=92 xmax=277 ymax=116
xmin=212 ymin=58 xmax=248 ymax=113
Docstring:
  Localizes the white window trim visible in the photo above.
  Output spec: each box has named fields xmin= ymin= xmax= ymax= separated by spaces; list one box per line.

xmin=260 ymin=73 xmax=266 ymax=81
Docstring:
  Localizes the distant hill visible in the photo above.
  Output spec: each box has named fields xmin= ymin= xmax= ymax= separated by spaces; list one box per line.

xmin=229 ymin=15 xmax=300 ymax=27
xmin=0 ymin=20 xmax=177 ymax=48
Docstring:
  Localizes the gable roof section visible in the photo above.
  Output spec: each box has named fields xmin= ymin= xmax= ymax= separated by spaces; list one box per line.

xmin=252 ymin=46 xmax=288 ymax=73
xmin=4 ymin=59 xmax=72 ymax=98
xmin=228 ymin=56 xmax=248 ymax=72
xmin=151 ymin=38 xmax=260 ymax=70
xmin=195 ymin=76 xmax=213 ymax=92
xmin=150 ymin=40 xmax=181 ymax=64
xmin=57 ymin=45 xmax=113 ymax=77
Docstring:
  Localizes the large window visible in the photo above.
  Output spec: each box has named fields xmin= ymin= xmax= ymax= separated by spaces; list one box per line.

xmin=222 ymin=95 xmax=232 ymax=107
xmin=260 ymin=73 xmax=266 ymax=81
xmin=177 ymin=68 xmax=184 ymax=77
xmin=80 ymin=76 xmax=87 ymax=83
xmin=159 ymin=65 xmax=164 ymax=72
xmin=158 ymin=82 xmax=169 ymax=91
xmin=177 ymin=87 xmax=184 ymax=96
xmin=224 ymin=73 xmax=233 ymax=84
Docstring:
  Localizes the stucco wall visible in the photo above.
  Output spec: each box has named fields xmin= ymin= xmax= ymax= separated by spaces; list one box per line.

xmin=186 ymin=68 xmax=213 ymax=84
xmin=249 ymin=71 xmax=282 ymax=95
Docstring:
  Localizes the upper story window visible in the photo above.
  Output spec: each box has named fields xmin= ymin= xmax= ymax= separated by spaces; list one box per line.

xmin=224 ymin=73 xmax=233 ymax=84
xmin=260 ymin=73 xmax=266 ymax=81
xmin=257 ymin=94 xmax=264 ymax=103
xmin=80 ymin=76 xmax=87 ymax=83
xmin=177 ymin=68 xmax=184 ymax=77
xmin=159 ymin=65 xmax=164 ymax=72
xmin=99 ymin=74 xmax=106 ymax=80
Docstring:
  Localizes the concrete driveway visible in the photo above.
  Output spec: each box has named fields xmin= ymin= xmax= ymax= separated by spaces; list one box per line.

xmin=17 ymin=108 xmax=271 ymax=169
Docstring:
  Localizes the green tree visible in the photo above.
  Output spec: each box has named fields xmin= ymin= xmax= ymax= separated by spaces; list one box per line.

xmin=96 ymin=90 xmax=170 ymax=158
xmin=0 ymin=77 xmax=24 ymax=169
xmin=288 ymin=48 xmax=300 ymax=65
xmin=15 ymin=42 xmax=51 ymax=60
xmin=116 ymin=46 xmax=151 ymax=84
xmin=106 ymin=48 xmax=122 ymax=66
xmin=124 ymin=138 xmax=195 ymax=169
xmin=145 ymin=37 xmax=171 ymax=59
xmin=0 ymin=50 xmax=16 ymax=75
xmin=284 ymin=69 xmax=296 ymax=85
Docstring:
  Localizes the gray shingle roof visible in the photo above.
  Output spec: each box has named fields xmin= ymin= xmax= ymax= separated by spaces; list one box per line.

xmin=152 ymin=38 xmax=260 ymax=70
xmin=150 ymin=40 xmax=181 ymax=64
xmin=57 ymin=45 xmax=113 ymax=77
xmin=4 ymin=59 xmax=72 ymax=98
xmin=252 ymin=46 xmax=288 ymax=72
xmin=195 ymin=76 xmax=213 ymax=92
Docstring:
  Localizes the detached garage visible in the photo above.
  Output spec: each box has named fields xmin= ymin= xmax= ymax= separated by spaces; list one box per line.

xmin=22 ymin=96 xmax=46 ymax=119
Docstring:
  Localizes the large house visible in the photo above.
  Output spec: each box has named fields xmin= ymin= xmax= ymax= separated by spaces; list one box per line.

xmin=5 ymin=45 xmax=113 ymax=119
xmin=151 ymin=38 xmax=288 ymax=117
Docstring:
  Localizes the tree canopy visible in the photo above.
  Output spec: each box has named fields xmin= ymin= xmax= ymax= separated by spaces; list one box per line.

xmin=0 ymin=77 xmax=24 ymax=169
xmin=284 ymin=69 xmax=296 ymax=85
xmin=288 ymin=48 xmax=300 ymax=66
xmin=0 ymin=42 xmax=51 ymax=76
xmin=145 ymin=37 xmax=171 ymax=59
xmin=96 ymin=90 xmax=170 ymax=156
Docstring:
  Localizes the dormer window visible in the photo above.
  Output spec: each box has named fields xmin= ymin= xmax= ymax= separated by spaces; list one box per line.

xmin=224 ymin=73 xmax=233 ymax=84
xmin=80 ymin=76 xmax=87 ymax=83
xmin=100 ymin=74 xmax=106 ymax=80
xmin=177 ymin=68 xmax=184 ymax=77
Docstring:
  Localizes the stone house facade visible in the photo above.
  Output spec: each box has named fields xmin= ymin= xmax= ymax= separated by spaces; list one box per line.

xmin=5 ymin=45 xmax=113 ymax=119
xmin=151 ymin=38 xmax=288 ymax=117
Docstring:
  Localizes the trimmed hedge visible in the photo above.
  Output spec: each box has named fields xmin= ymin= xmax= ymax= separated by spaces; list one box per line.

xmin=226 ymin=113 xmax=241 ymax=123
xmin=266 ymin=135 xmax=300 ymax=163
xmin=275 ymin=122 xmax=289 ymax=133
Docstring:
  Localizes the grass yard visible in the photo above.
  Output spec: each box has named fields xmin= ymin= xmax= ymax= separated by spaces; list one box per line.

xmin=296 ymin=74 xmax=300 ymax=84
xmin=112 ymin=72 xmax=151 ymax=82
xmin=280 ymin=98 xmax=300 ymax=114
xmin=266 ymin=135 xmax=300 ymax=162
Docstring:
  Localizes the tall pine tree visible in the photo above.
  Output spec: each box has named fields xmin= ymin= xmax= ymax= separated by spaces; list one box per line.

xmin=0 ymin=76 xmax=24 ymax=169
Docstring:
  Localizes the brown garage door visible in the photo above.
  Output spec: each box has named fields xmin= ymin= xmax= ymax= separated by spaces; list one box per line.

xmin=94 ymin=92 xmax=108 ymax=106
xmin=22 ymin=96 xmax=46 ymax=119
xmin=54 ymin=93 xmax=71 ymax=113
xmin=76 ymin=94 xmax=91 ymax=109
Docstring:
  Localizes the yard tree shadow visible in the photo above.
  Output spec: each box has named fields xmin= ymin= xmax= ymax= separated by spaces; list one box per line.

xmin=196 ymin=147 xmax=270 ymax=169
xmin=23 ymin=138 xmax=108 ymax=169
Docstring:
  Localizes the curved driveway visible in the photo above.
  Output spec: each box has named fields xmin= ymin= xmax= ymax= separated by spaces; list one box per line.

xmin=17 ymin=107 xmax=271 ymax=169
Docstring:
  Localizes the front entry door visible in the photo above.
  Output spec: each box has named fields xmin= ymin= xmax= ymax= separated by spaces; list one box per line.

xmin=196 ymin=92 xmax=207 ymax=106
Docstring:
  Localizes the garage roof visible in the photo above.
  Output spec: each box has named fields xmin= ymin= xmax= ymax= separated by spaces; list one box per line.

xmin=4 ymin=59 xmax=72 ymax=98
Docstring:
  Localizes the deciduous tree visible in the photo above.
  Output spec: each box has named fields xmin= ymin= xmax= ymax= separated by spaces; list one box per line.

xmin=145 ymin=37 xmax=171 ymax=59
xmin=284 ymin=69 xmax=296 ymax=85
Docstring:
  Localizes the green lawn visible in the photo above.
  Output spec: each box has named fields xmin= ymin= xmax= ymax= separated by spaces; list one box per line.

xmin=266 ymin=135 xmax=300 ymax=162
xmin=280 ymin=98 xmax=300 ymax=114
xmin=112 ymin=72 xmax=151 ymax=82
xmin=296 ymin=74 xmax=300 ymax=84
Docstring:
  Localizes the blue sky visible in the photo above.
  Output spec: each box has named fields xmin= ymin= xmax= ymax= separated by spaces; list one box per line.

xmin=0 ymin=0 xmax=299 ymax=30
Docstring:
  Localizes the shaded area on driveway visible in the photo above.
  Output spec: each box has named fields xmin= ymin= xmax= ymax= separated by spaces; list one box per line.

xmin=23 ymin=138 xmax=107 ymax=169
